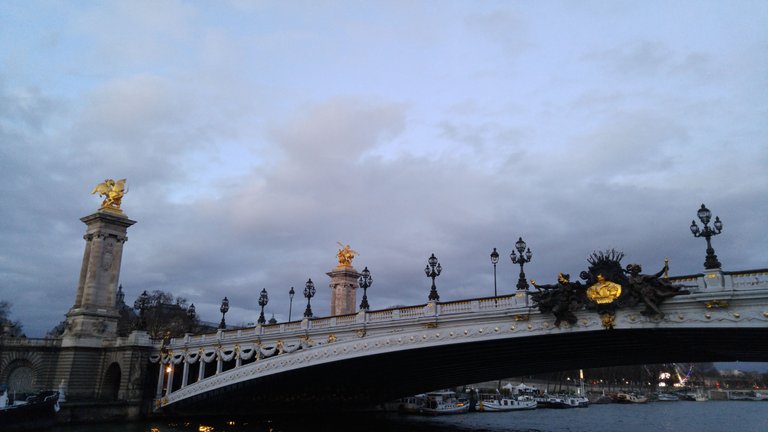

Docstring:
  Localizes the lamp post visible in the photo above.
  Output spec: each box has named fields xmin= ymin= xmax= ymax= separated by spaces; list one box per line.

xmin=288 ymin=287 xmax=295 ymax=322
xmin=358 ymin=267 xmax=372 ymax=311
xmin=303 ymin=279 xmax=316 ymax=318
xmin=510 ymin=237 xmax=532 ymax=291
xmin=219 ymin=296 xmax=229 ymax=329
xmin=257 ymin=288 xmax=269 ymax=325
xmin=490 ymin=248 xmax=499 ymax=297
xmin=690 ymin=203 xmax=723 ymax=270
xmin=186 ymin=303 xmax=196 ymax=333
xmin=424 ymin=253 xmax=442 ymax=301
xmin=133 ymin=290 xmax=150 ymax=330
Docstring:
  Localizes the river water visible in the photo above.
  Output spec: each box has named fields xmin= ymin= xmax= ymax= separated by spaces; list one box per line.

xmin=51 ymin=402 xmax=768 ymax=432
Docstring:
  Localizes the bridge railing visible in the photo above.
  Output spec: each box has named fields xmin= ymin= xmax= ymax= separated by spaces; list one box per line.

xmin=0 ymin=336 xmax=62 ymax=347
xmin=169 ymin=293 xmax=526 ymax=347
xmin=166 ymin=268 xmax=768 ymax=348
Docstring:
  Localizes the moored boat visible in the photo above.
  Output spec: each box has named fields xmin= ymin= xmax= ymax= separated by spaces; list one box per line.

xmin=565 ymin=394 xmax=590 ymax=407
xmin=694 ymin=393 xmax=709 ymax=402
xmin=728 ymin=390 xmax=767 ymax=401
xmin=535 ymin=394 xmax=573 ymax=409
xmin=420 ymin=391 xmax=470 ymax=415
xmin=477 ymin=394 xmax=537 ymax=412
xmin=614 ymin=392 xmax=648 ymax=404
xmin=381 ymin=394 xmax=425 ymax=413
xmin=655 ymin=392 xmax=680 ymax=401
xmin=0 ymin=387 xmax=60 ymax=431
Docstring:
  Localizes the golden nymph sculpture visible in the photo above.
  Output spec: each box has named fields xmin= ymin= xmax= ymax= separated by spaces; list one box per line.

xmin=586 ymin=274 xmax=622 ymax=304
xmin=92 ymin=178 xmax=127 ymax=212
xmin=336 ymin=242 xmax=359 ymax=269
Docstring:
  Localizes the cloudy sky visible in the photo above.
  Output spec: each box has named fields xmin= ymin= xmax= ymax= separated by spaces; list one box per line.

xmin=1 ymin=1 xmax=767 ymax=338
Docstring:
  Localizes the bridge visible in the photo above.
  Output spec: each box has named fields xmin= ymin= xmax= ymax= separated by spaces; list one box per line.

xmin=154 ymin=267 xmax=768 ymax=415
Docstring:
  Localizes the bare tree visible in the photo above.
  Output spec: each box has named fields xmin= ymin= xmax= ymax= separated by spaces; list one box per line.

xmin=0 ymin=301 xmax=25 ymax=337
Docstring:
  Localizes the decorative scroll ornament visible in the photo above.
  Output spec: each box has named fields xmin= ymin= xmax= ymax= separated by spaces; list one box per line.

xmin=587 ymin=274 xmax=622 ymax=304
xmin=335 ymin=242 xmax=358 ymax=268
xmin=92 ymin=179 xmax=127 ymax=213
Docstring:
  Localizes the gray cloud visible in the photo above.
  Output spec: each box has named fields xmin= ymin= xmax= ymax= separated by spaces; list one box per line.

xmin=1 ymin=2 xmax=766 ymax=338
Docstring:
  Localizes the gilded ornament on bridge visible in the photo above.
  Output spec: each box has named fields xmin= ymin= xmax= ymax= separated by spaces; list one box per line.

xmin=600 ymin=313 xmax=616 ymax=330
xmin=327 ymin=334 xmax=337 ymax=343
xmin=92 ymin=178 xmax=127 ymax=213
xmin=586 ymin=274 xmax=622 ymax=304
xmin=529 ymin=249 xmax=690 ymax=327
xmin=336 ymin=242 xmax=358 ymax=268
xmin=705 ymin=300 xmax=729 ymax=309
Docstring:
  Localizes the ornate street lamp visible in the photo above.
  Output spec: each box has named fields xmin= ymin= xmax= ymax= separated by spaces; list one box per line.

xmin=133 ymin=290 xmax=150 ymax=330
xmin=288 ymin=287 xmax=295 ymax=321
xmin=510 ymin=237 xmax=532 ymax=291
xmin=490 ymin=248 xmax=499 ymax=297
xmin=358 ymin=266 xmax=372 ymax=311
xmin=303 ymin=279 xmax=316 ymax=318
xmin=186 ymin=303 xmax=196 ymax=333
xmin=219 ymin=296 xmax=229 ymax=329
xmin=257 ymin=288 xmax=269 ymax=325
xmin=690 ymin=203 xmax=723 ymax=269
xmin=424 ymin=253 xmax=442 ymax=301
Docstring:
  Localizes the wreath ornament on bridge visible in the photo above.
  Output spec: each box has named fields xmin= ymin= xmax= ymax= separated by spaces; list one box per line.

xmin=529 ymin=250 xmax=690 ymax=330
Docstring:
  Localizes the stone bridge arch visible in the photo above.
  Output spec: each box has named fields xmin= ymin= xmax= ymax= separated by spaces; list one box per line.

xmin=0 ymin=351 xmax=48 ymax=395
xmin=100 ymin=362 xmax=121 ymax=400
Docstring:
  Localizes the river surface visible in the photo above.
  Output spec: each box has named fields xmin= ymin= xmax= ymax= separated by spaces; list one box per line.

xmin=51 ymin=402 xmax=768 ymax=432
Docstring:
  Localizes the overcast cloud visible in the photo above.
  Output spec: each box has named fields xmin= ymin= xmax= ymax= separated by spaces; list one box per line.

xmin=1 ymin=1 xmax=766 ymax=337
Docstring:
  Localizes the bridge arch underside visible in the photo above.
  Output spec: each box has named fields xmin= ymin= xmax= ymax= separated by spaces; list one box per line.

xmin=164 ymin=327 xmax=768 ymax=416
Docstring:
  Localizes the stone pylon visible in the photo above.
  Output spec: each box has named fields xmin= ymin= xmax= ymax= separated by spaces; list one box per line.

xmin=327 ymin=267 xmax=360 ymax=316
xmin=63 ymin=209 xmax=136 ymax=347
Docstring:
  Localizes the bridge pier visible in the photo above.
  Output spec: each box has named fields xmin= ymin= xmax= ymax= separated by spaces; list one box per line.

xmin=327 ymin=267 xmax=361 ymax=315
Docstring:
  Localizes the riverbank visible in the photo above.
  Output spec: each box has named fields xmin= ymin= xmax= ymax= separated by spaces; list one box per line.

xmin=49 ymin=402 xmax=768 ymax=432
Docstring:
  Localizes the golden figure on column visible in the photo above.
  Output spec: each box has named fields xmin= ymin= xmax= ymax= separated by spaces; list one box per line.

xmin=336 ymin=242 xmax=358 ymax=269
xmin=92 ymin=178 xmax=128 ymax=213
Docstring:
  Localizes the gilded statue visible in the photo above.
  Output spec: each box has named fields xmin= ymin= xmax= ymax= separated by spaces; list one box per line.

xmin=92 ymin=179 xmax=127 ymax=212
xmin=336 ymin=242 xmax=359 ymax=268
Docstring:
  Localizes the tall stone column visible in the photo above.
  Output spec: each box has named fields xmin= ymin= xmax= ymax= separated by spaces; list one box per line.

xmin=327 ymin=267 xmax=360 ymax=316
xmin=63 ymin=209 xmax=136 ymax=347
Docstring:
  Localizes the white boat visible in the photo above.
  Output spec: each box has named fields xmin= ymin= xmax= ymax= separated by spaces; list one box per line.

xmin=477 ymin=395 xmax=537 ymax=412
xmin=420 ymin=391 xmax=470 ymax=415
xmin=656 ymin=392 xmax=680 ymax=401
xmin=565 ymin=395 xmax=590 ymax=407
xmin=534 ymin=394 xmax=573 ymax=409
xmin=614 ymin=392 xmax=648 ymax=404
xmin=393 ymin=395 xmax=425 ymax=413
xmin=728 ymin=390 xmax=767 ymax=401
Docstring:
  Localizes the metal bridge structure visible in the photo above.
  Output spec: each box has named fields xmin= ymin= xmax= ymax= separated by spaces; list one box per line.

xmin=152 ymin=267 xmax=768 ymax=415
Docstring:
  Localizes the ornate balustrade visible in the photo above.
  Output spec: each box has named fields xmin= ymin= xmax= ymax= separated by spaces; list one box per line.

xmin=152 ymin=270 xmax=768 ymax=410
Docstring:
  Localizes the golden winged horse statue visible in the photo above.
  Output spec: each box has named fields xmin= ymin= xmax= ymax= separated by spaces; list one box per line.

xmin=92 ymin=179 xmax=127 ymax=212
